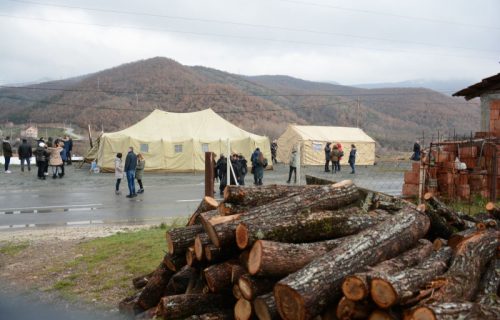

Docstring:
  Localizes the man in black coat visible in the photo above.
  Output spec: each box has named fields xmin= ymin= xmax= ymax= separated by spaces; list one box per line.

xmin=18 ymin=139 xmax=33 ymax=172
xmin=2 ymin=136 xmax=13 ymax=173
xmin=124 ymin=147 xmax=138 ymax=198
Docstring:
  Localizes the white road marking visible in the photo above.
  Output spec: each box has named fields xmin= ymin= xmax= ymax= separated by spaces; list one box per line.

xmin=0 ymin=203 xmax=103 ymax=211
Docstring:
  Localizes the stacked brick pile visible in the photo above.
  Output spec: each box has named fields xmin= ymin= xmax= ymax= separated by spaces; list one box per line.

xmin=402 ymin=141 xmax=499 ymax=200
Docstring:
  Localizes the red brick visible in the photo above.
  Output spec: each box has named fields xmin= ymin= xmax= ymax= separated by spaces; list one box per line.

xmin=402 ymin=183 xmax=419 ymax=197
xmin=457 ymin=185 xmax=470 ymax=200
xmin=404 ymin=171 xmax=420 ymax=184
xmin=411 ymin=161 xmax=421 ymax=172
xmin=459 ymin=146 xmax=477 ymax=158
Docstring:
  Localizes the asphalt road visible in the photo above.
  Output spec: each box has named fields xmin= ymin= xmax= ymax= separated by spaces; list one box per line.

xmin=0 ymin=162 xmax=408 ymax=230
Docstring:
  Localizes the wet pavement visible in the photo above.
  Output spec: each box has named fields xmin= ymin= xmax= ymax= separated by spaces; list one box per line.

xmin=0 ymin=161 xmax=409 ymax=230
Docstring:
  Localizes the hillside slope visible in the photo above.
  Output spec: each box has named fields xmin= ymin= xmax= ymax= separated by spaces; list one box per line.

xmin=0 ymin=57 xmax=479 ymax=150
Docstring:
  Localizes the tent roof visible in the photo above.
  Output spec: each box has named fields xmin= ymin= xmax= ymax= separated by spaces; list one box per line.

xmin=103 ymin=108 xmax=266 ymax=141
xmin=288 ymin=125 xmax=376 ymax=143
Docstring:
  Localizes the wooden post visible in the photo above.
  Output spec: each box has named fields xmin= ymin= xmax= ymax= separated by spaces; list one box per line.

xmin=205 ymin=152 xmax=214 ymax=197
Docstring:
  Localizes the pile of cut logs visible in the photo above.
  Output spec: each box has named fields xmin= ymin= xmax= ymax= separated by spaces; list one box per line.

xmin=119 ymin=177 xmax=499 ymax=320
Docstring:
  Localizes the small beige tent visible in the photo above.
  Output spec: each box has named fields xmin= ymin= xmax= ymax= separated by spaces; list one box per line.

xmin=96 ymin=109 xmax=271 ymax=172
xmin=277 ymin=125 xmax=376 ymax=166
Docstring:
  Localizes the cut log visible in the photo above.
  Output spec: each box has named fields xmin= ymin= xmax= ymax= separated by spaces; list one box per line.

xmin=205 ymin=180 xmax=359 ymax=248
xmin=233 ymin=284 xmax=243 ymax=300
xmin=234 ymin=298 xmax=253 ymax=320
xmin=238 ymin=274 xmax=277 ymax=301
xmin=425 ymin=229 xmax=498 ymax=303
xmin=254 ymin=292 xmax=279 ymax=320
xmin=342 ymin=238 xmax=433 ymax=301
xmin=186 ymin=246 xmax=201 ymax=268
xmin=166 ymin=224 xmax=204 ymax=255
xmin=368 ymin=309 xmax=399 ymax=320
xmin=185 ymin=274 xmax=205 ymax=295
xmin=336 ymin=297 xmax=374 ymax=320
xmin=419 ymin=204 xmax=454 ymax=240
xmin=239 ymin=250 xmax=250 ymax=269
xmin=248 ymin=238 xmax=344 ymax=277
xmin=132 ymin=271 xmax=154 ymax=290
xmin=223 ymin=184 xmax=312 ymax=206
xmin=164 ymin=253 xmax=187 ymax=272
xmin=137 ymin=262 xmax=175 ymax=311
xmin=195 ymin=233 xmax=212 ymax=261
xmin=135 ymin=307 xmax=158 ymax=320
xmin=203 ymin=262 xmax=236 ymax=293
xmin=156 ymin=294 xmax=234 ymax=319
xmin=118 ymin=291 xmax=143 ymax=315
xmin=408 ymin=302 xmax=500 ymax=320
xmin=432 ymin=238 xmax=447 ymax=251
xmin=424 ymin=193 xmax=476 ymax=229
xmin=274 ymin=208 xmax=430 ymax=320
xmin=231 ymin=264 xmax=247 ymax=284
xmin=362 ymin=191 xmax=375 ymax=212
xmin=305 ymin=175 xmax=335 ymax=185
xmin=486 ymin=202 xmax=500 ymax=220
xmin=185 ymin=310 xmax=234 ymax=320
xmin=236 ymin=207 xmax=388 ymax=250
xmin=447 ymin=228 xmax=477 ymax=250
xmin=475 ymin=258 xmax=500 ymax=305
xmin=165 ymin=265 xmax=198 ymax=295
xmin=187 ymin=197 xmax=220 ymax=226
xmin=204 ymin=244 xmax=235 ymax=263
xmin=370 ymin=247 xmax=452 ymax=308
xmin=218 ymin=202 xmax=248 ymax=216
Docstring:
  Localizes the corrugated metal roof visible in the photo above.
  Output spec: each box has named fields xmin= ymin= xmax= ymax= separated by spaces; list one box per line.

xmin=453 ymin=73 xmax=500 ymax=100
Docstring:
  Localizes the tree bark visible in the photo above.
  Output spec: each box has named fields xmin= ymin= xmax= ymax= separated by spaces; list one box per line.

xmin=238 ymin=274 xmax=277 ymax=301
xmin=166 ymin=224 xmax=205 ymax=255
xmin=476 ymin=258 xmax=500 ymax=305
xmin=486 ymin=202 xmax=500 ymax=220
xmin=231 ymin=264 xmax=247 ymax=284
xmin=165 ymin=265 xmax=198 ymax=295
xmin=447 ymin=228 xmax=478 ymax=250
xmin=204 ymin=244 xmax=236 ymax=263
xmin=156 ymin=294 xmax=234 ymax=319
xmin=370 ymin=247 xmax=452 ymax=308
xmin=425 ymin=229 xmax=498 ymax=303
xmin=424 ymin=193 xmax=476 ymax=230
xmin=336 ymin=297 xmax=374 ymax=320
xmin=223 ymin=184 xmax=313 ymax=206
xmin=119 ymin=291 xmax=143 ymax=315
xmin=203 ymin=261 xmax=237 ymax=293
xmin=342 ymin=238 xmax=433 ymax=301
xmin=420 ymin=204 xmax=454 ymax=240
xmin=248 ymin=238 xmax=344 ymax=277
xmin=133 ymin=271 xmax=154 ymax=290
xmin=195 ymin=233 xmax=212 ymax=261
xmin=218 ymin=202 xmax=248 ymax=216
xmin=408 ymin=302 xmax=500 ymax=320
xmin=254 ymin=292 xmax=279 ymax=320
xmin=137 ymin=262 xmax=175 ymax=311
xmin=164 ymin=253 xmax=187 ymax=272
xmin=184 ymin=310 xmax=234 ymax=320
xmin=236 ymin=207 xmax=388 ymax=250
xmin=305 ymin=175 xmax=335 ymax=185
xmin=186 ymin=246 xmax=203 ymax=268
xmin=234 ymin=298 xmax=253 ymax=320
xmin=187 ymin=197 xmax=219 ymax=226
xmin=273 ymin=208 xmax=430 ymax=320
xmin=204 ymin=180 xmax=359 ymax=248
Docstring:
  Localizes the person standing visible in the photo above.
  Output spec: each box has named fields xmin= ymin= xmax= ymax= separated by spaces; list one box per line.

xmin=251 ymin=148 xmax=260 ymax=185
xmin=238 ymin=154 xmax=247 ymax=186
xmin=411 ymin=140 xmax=421 ymax=161
xmin=18 ymin=138 xmax=32 ymax=172
xmin=330 ymin=144 xmax=340 ymax=174
xmin=287 ymin=148 xmax=298 ymax=183
xmin=35 ymin=142 xmax=48 ymax=180
xmin=136 ymin=153 xmax=146 ymax=194
xmin=66 ymin=136 xmax=73 ymax=165
xmin=114 ymin=153 xmax=123 ymax=195
xmin=58 ymin=141 xmax=66 ymax=178
xmin=2 ymin=136 xmax=13 ymax=173
xmin=324 ymin=142 xmax=331 ymax=172
xmin=48 ymin=142 xmax=63 ymax=179
xmin=348 ymin=144 xmax=357 ymax=174
xmin=253 ymin=150 xmax=267 ymax=185
xmin=271 ymin=140 xmax=278 ymax=164
xmin=124 ymin=147 xmax=137 ymax=198
xmin=336 ymin=143 xmax=344 ymax=172
xmin=217 ymin=155 xmax=227 ymax=195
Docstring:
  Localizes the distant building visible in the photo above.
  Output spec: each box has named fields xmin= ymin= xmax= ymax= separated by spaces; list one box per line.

xmin=4 ymin=121 xmax=14 ymax=128
xmin=21 ymin=125 xmax=38 ymax=138
xmin=453 ymin=73 xmax=500 ymax=135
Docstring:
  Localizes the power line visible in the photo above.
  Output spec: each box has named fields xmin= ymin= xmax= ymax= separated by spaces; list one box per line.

xmin=277 ymin=0 xmax=500 ymax=31
xmin=6 ymin=0 xmax=499 ymax=54
xmin=0 ymin=84 xmax=471 ymax=99
xmin=0 ymin=13 xmax=497 ymax=61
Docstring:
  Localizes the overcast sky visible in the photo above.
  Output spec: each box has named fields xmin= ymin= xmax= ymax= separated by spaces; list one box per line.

xmin=0 ymin=0 xmax=499 ymax=86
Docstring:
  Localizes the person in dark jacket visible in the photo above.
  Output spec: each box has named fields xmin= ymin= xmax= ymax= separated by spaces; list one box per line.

xmin=324 ymin=142 xmax=331 ymax=172
xmin=63 ymin=136 xmax=73 ymax=165
xmin=2 ymin=136 xmax=13 ymax=173
xmin=47 ymin=137 xmax=53 ymax=148
xmin=238 ymin=154 xmax=247 ymax=186
xmin=411 ymin=140 xmax=421 ymax=161
xmin=35 ymin=142 xmax=49 ymax=179
xmin=330 ymin=144 xmax=341 ymax=174
xmin=252 ymin=150 xmax=266 ymax=185
xmin=348 ymin=144 xmax=357 ymax=174
xmin=229 ymin=154 xmax=241 ymax=186
xmin=124 ymin=147 xmax=138 ymax=198
xmin=271 ymin=140 xmax=278 ymax=164
xmin=251 ymin=148 xmax=260 ymax=185
xmin=217 ymin=155 xmax=227 ymax=195
xmin=59 ymin=140 xmax=67 ymax=178
xmin=18 ymin=139 xmax=32 ymax=172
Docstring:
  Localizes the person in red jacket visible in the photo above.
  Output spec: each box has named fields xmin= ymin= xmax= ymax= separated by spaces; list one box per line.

xmin=336 ymin=143 xmax=344 ymax=172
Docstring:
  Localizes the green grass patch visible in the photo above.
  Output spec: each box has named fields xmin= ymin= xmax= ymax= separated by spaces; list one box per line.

xmin=48 ymin=221 xmax=184 ymax=305
xmin=0 ymin=241 xmax=30 ymax=256
xmin=447 ymin=195 xmax=493 ymax=216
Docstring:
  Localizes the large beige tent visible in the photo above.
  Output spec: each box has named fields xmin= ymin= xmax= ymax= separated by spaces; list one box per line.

xmin=95 ymin=109 xmax=271 ymax=172
xmin=277 ymin=125 xmax=376 ymax=166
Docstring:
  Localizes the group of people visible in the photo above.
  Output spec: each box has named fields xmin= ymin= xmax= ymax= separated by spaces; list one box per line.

xmin=1 ymin=135 xmax=73 ymax=179
xmin=324 ymin=142 xmax=357 ymax=174
xmin=215 ymin=153 xmax=249 ymax=195
xmin=115 ymin=147 xmax=145 ymax=198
